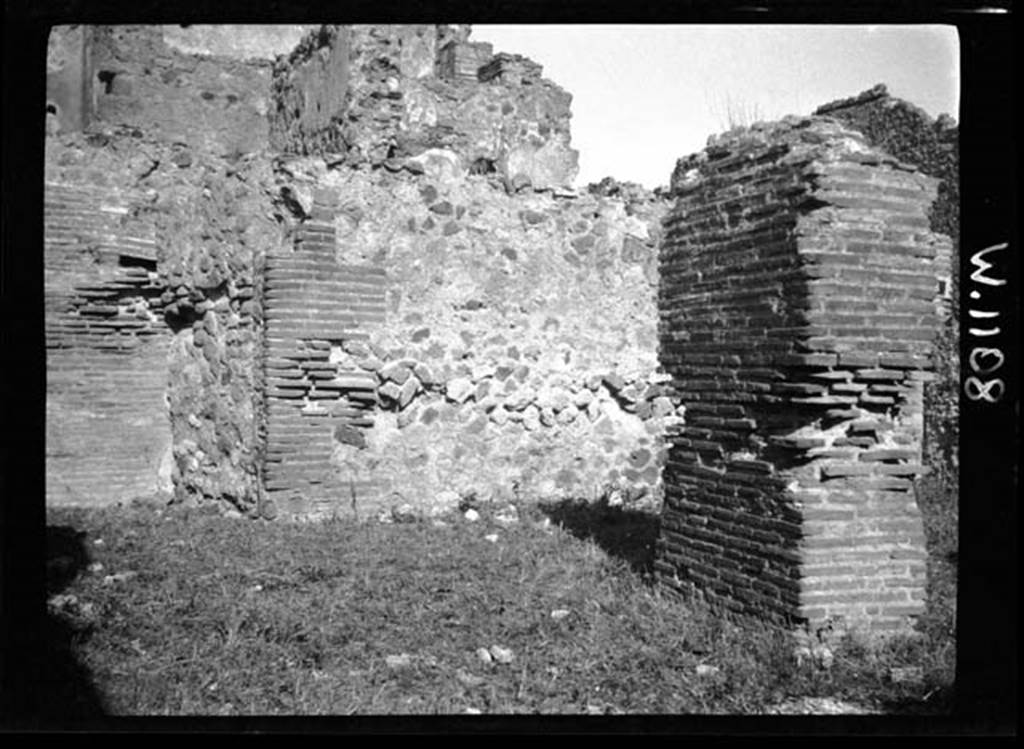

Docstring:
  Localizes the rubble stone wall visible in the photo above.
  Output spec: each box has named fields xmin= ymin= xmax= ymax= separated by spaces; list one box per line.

xmin=43 ymin=27 xmax=954 ymax=644
xmin=153 ymin=152 xmax=279 ymax=513
xmin=263 ymin=159 xmax=672 ymax=518
xmin=86 ymin=25 xmax=273 ymax=156
xmin=269 ymin=26 xmax=352 ymax=155
xmin=262 ymin=24 xmax=670 ymax=517
xmin=268 ymin=25 xmax=579 ymax=190
xmin=44 ymin=27 xmax=285 ymax=511
xmin=655 ymin=117 xmax=952 ymax=637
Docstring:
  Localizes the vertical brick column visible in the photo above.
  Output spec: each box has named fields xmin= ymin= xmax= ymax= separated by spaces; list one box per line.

xmin=655 ymin=118 xmax=952 ymax=639
xmin=259 ymin=189 xmax=388 ymax=519
xmin=45 ymin=181 xmax=172 ymax=505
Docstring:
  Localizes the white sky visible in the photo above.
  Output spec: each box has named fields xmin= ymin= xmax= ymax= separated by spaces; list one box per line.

xmin=472 ymin=25 xmax=960 ymax=189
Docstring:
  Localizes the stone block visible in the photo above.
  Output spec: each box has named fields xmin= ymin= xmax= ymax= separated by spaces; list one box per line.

xmin=334 ymin=424 xmax=366 ymax=448
xmin=539 ymin=407 xmax=556 ymax=427
xmin=445 ymin=377 xmax=475 ymax=404
xmin=413 ymin=362 xmax=439 ymax=387
xmin=602 ymin=373 xmax=625 ymax=393
xmin=574 ymin=388 xmax=594 ymax=408
xmin=398 ymin=377 xmax=420 ymax=409
xmin=380 ymin=361 xmax=413 ymax=385
xmin=505 ymin=387 xmax=536 ymax=412
xmin=501 ymin=138 xmax=579 ymax=192
xmin=522 ymin=405 xmax=541 ymax=431
xmin=379 ymin=381 xmax=402 ymax=403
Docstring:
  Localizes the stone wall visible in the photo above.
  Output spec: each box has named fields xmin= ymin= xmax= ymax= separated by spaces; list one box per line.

xmin=43 ymin=27 xmax=954 ymax=643
xmin=160 ymin=25 xmax=316 ymax=60
xmin=259 ymin=25 xmax=672 ymax=517
xmin=262 ymin=157 xmax=672 ymax=518
xmin=152 ymin=151 xmax=279 ymax=513
xmin=655 ymin=117 xmax=952 ymax=637
xmin=268 ymin=24 xmax=578 ymax=191
xmin=87 ymin=25 xmax=273 ymax=156
xmin=46 ymin=25 xmax=92 ymax=135
xmin=269 ymin=26 xmax=352 ymax=155
xmin=45 ymin=24 xmax=286 ymax=511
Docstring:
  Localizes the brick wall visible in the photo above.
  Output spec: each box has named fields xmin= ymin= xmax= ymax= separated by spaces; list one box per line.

xmin=260 ymin=191 xmax=388 ymax=520
xmin=814 ymin=84 xmax=959 ymax=479
xmin=45 ymin=116 xmax=284 ymax=511
xmin=42 ymin=30 xmax=956 ymax=645
xmin=436 ymin=40 xmax=493 ymax=83
xmin=45 ymin=181 xmax=173 ymax=506
xmin=815 ymin=85 xmax=958 ymax=247
xmin=655 ymin=117 xmax=952 ymax=638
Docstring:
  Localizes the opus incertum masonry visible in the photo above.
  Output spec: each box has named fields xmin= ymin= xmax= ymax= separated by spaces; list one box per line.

xmin=45 ymin=25 xmax=956 ymax=642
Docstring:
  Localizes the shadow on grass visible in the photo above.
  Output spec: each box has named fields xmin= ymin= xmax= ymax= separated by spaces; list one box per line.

xmin=8 ymin=526 xmax=110 ymax=724
xmin=539 ymin=498 xmax=661 ymax=578
xmin=878 ymin=686 xmax=957 ymax=716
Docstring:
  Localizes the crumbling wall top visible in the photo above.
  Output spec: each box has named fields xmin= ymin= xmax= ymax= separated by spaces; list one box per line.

xmin=270 ymin=24 xmax=579 ymax=189
xmin=811 ymin=83 xmax=958 ymax=242
xmin=669 ymin=115 xmax=931 ymax=196
xmin=815 ymin=83 xmax=957 ymax=133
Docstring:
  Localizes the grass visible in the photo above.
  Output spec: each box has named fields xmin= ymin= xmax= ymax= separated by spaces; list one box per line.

xmin=32 ymin=498 xmax=955 ymax=718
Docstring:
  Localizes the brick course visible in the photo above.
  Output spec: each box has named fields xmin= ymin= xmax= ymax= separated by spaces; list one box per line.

xmin=45 ymin=181 xmax=173 ymax=505
xmin=44 ymin=27 xmax=957 ymax=642
xmin=260 ymin=206 xmax=388 ymax=520
xmin=656 ymin=117 xmax=950 ymax=638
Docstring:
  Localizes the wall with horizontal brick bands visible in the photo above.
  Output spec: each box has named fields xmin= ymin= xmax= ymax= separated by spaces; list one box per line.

xmin=814 ymin=84 xmax=959 ymax=482
xmin=47 ymin=130 xmax=287 ymax=515
xmin=260 ymin=196 xmax=388 ymax=520
xmin=45 ymin=180 xmax=173 ymax=506
xmin=47 ymin=343 xmax=172 ymax=506
xmin=44 ymin=182 xmax=159 ymax=281
xmin=655 ymin=117 xmax=950 ymax=639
